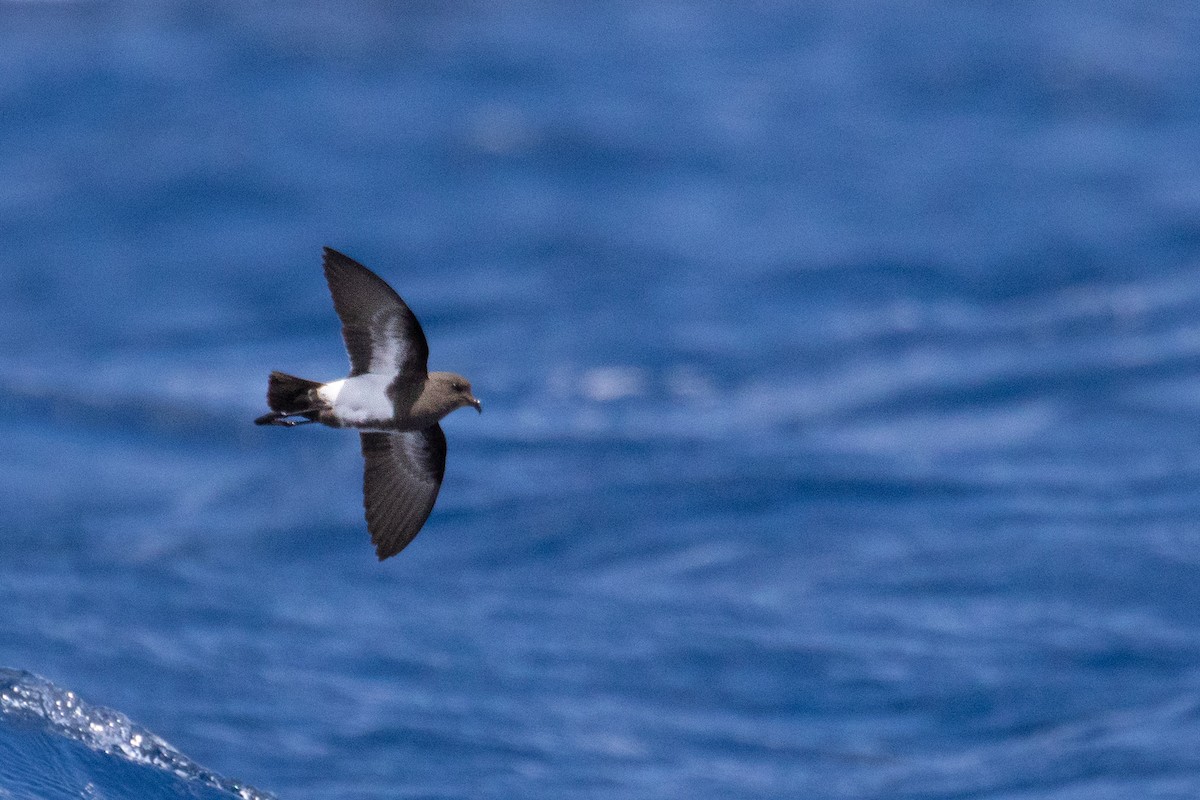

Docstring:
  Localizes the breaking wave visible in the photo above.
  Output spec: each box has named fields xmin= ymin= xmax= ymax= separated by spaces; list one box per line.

xmin=0 ymin=668 xmax=275 ymax=800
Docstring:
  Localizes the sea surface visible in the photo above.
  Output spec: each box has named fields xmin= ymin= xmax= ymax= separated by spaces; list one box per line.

xmin=3 ymin=2 xmax=1200 ymax=798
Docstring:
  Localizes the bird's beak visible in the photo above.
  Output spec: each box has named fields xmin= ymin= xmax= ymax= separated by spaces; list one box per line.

xmin=468 ymin=396 xmax=482 ymax=414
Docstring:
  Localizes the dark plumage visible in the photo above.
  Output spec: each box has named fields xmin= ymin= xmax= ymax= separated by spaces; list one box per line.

xmin=256 ymin=247 xmax=481 ymax=560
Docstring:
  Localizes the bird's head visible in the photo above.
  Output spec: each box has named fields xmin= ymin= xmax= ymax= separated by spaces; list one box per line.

xmin=430 ymin=372 xmax=482 ymax=415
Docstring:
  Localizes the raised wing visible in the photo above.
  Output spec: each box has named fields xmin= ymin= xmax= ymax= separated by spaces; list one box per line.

xmin=322 ymin=247 xmax=430 ymax=379
xmin=359 ymin=426 xmax=447 ymax=560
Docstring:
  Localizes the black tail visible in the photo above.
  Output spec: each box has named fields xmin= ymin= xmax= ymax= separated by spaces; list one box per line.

xmin=255 ymin=371 xmax=322 ymax=425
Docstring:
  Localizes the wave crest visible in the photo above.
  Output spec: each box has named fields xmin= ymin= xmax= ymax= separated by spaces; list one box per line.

xmin=0 ymin=668 xmax=275 ymax=800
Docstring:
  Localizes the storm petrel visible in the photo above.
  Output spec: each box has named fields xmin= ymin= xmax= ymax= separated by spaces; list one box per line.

xmin=255 ymin=247 xmax=481 ymax=560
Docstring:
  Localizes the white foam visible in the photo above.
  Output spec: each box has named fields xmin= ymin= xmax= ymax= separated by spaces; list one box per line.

xmin=0 ymin=669 xmax=275 ymax=800
xmin=581 ymin=366 xmax=646 ymax=402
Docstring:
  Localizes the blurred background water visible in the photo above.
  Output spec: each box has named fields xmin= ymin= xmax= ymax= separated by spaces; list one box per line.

xmin=3 ymin=1 xmax=1200 ymax=798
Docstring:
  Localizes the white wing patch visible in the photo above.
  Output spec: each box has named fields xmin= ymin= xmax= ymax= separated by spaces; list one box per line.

xmin=328 ymin=374 xmax=394 ymax=426
xmin=369 ymin=311 xmax=410 ymax=375
xmin=399 ymin=430 xmax=437 ymax=486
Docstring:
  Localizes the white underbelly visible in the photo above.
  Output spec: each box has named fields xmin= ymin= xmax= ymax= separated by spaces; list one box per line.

xmin=318 ymin=375 xmax=394 ymax=425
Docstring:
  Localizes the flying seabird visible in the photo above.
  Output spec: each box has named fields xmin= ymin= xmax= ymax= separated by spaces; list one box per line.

xmin=255 ymin=247 xmax=481 ymax=560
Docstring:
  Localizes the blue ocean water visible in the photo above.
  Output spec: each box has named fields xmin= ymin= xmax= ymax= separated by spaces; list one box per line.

xmin=3 ymin=1 xmax=1200 ymax=797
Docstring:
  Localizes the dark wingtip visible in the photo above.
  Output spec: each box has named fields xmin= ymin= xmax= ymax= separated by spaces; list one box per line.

xmin=322 ymin=247 xmax=375 ymax=283
xmin=372 ymin=534 xmax=414 ymax=561
xmin=253 ymin=412 xmax=277 ymax=426
xmin=322 ymin=246 xmax=348 ymax=269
